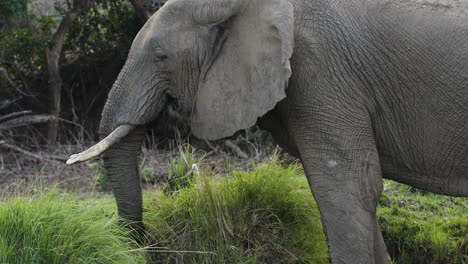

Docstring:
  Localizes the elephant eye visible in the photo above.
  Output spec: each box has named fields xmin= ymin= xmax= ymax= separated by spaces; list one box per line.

xmin=154 ymin=55 xmax=168 ymax=64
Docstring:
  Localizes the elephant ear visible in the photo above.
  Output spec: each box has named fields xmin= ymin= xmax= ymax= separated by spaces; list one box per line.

xmin=190 ymin=0 xmax=294 ymax=140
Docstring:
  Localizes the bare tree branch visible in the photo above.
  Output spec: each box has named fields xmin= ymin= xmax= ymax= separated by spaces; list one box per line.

xmin=0 ymin=98 xmax=21 ymax=110
xmin=0 ymin=111 xmax=32 ymax=123
xmin=0 ymin=115 xmax=56 ymax=130
xmin=225 ymin=139 xmax=249 ymax=159
xmin=0 ymin=140 xmax=67 ymax=162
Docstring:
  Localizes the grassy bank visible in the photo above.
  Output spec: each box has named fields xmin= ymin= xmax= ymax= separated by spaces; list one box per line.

xmin=0 ymin=157 xmax=466 ymax=263
xmin=0 ymin=190 xmax=146 ymax=264
xmin=379 ymin=181 xmax=468 ymax=264
xmin=144 ymin=160 xmax=329 ymax=264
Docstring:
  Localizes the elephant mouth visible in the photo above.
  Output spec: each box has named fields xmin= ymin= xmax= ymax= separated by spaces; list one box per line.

xmin=66 ymin=99 xmax=189 ymax=165
xmin=66 ymin=124 xmax=136 ymax=164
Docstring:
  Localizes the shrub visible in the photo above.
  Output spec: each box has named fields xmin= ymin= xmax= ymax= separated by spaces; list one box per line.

xmin=0 ymin=0 xmax=140 ymax=139
xmin=0 ymin=189 xmax=146 ymax=264
xmin=0 ymin=24 xmax=50 ymax=95
xmin=64 ymin=0 xmax=140 ymax=59
xmin=0 ymin=0 xmax=29 ymax=19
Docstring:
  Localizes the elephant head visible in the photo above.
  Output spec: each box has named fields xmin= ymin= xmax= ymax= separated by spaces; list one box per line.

xmin=67 ymin=0 xmax=294 ymax=224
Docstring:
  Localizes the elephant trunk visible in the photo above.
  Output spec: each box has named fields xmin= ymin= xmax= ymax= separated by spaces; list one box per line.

xmin=95 ymin=71 xmax=167 ymax=225
xmin=66 ymin=124 xmax=148 ymax=226
xmin=67 ymin=70 xmax=167 ymax=226
xmin=67 ymin=19 xmax=168 ymax=226
xmin=102 ymin=126 xmax=146 ymax=224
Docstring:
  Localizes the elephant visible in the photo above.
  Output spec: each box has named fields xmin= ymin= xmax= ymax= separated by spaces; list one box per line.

xmin=67 ymin=0 xmax=468 ymax=263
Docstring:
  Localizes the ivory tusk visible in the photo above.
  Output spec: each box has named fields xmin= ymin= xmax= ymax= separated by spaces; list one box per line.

xmin=66 ymin=124 xmax=135 ymax=165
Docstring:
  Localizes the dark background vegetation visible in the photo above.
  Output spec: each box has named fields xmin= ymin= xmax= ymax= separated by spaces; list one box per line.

xmin=0 ymin=0 xmax=189 ymax=189
xmin=1 ymin=0 xmax=150 ymax=144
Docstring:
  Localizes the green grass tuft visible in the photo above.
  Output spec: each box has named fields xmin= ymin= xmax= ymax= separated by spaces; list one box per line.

xmin=0 ymin=189 xmax=146 ymax=264
xmin=144 ymin=158 xmax=329 ymax=264
xmin=163 ymin=144 xmax=199 ymax=195
xmin=378 ymin=181 xmax=468 ymax=264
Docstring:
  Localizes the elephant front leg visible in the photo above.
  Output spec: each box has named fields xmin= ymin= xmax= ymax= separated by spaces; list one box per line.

xmin=296 ymin=131 xmax=391 ymax=264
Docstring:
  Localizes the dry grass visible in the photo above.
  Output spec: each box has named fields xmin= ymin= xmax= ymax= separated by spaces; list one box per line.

xmin=0 ymin=146 xmax=95 ymax=194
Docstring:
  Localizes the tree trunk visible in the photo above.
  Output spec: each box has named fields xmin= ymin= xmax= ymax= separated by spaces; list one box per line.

xmin=46 ymin=0 xmax=93 ymax=145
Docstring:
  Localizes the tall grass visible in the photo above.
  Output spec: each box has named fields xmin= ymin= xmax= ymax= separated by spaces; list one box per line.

xmin=144 ymin=158 xmax=329 ymax=264
xmin=0 ymin=189 xmax=146 ymax=264
xmin=163 ymin=144 xmax=199 ymax=195
xmin=378 ymin=181 xmax=468 ymax=264
xmin=143 ymin=148 xmax=467 ymax=264
xmin=0 ymin=148 xmax=466 ymax=264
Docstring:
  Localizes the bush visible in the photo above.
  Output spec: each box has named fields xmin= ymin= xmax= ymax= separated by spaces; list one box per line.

xmin=0 ymin=0 xmax=29 ymax=19
xmin=0 ymin=189 xmax=146 ymax=264
xmin=0 ymin=0 xmax=140 ymax=139
xmin=64 ymin=0 xmax=140 ymax=59
xmin=0 ymin=24 xmax=50 ymax=96
xmin=144 ymin=159 xmax=329 ymax=264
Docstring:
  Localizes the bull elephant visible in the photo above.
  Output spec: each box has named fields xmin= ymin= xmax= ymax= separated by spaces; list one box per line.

xmin=67 ymin=0 xmax=468 ymax=263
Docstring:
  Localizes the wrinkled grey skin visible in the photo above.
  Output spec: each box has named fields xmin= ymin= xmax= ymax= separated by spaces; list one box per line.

xmin=98 ymin=0 xmax=468 ymax=263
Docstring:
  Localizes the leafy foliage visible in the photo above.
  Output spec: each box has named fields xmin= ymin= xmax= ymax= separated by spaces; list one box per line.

xmin=0 ymin=0 xmax=29 ymax=19
xmin=64 ymin=0 xmax=140 ymax=62
xmin=0 ymin=0 xmax=140 ymax=140
xmin=0 ymin=24 xmax=51 ymax=75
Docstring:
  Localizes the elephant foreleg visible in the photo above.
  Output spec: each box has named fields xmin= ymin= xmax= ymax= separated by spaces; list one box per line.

xmin=300 ymin=146 xmax=389 ymax=263
xmin=294 ymin=116 xmax=391 ymax=264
